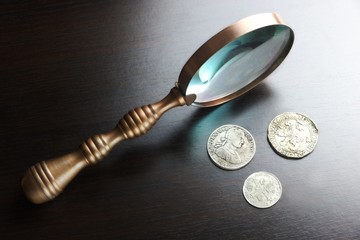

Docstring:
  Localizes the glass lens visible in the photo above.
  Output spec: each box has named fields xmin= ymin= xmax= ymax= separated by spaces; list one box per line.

xmin=186 ymin=25 xmax=292 ymax=104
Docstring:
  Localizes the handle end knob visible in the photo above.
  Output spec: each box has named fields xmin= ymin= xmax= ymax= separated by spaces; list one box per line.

xmin=21 ymin=152 xmax=88 ymax=204
xmin=21 ymin=162 xmax=61 ymax=204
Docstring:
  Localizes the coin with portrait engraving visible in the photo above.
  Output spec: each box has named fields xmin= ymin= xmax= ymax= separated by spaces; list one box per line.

xmin=268 ymin=112 xmax=318 ymax=159
xmin=207 ymin=124 xmax=256 ymax=170
xmin=243 ymin=171 xmax=282 ymax=208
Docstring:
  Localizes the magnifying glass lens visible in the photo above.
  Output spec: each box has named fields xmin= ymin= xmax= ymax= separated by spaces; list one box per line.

xmin=186 ymin=25 xmax=292 ymax=104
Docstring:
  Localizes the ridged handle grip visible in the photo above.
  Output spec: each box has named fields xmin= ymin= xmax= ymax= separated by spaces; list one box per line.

xmin=22 ymin=87 xmax=194 ymax=204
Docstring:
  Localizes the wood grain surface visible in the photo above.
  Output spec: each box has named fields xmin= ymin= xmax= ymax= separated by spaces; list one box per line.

xmin=1 ymin=0 xmax=360 ymax=239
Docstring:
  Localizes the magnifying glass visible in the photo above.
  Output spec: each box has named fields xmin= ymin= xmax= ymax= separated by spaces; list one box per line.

xmin=22 ymin=13 xmax=294 ymax=204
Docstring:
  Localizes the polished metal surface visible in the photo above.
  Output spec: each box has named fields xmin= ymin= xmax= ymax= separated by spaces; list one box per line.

xmin=178 ymin=13 xmax=294 ymax=107
xmin=22 ymin=88 xmax=194 ymax=204
xmin=268 ymin=112 xmax=318 ymax=159
xmin=207 ymin=125 xmax=255 ymax=170
xmin=243 ymin=171 xmax=282 ymax=208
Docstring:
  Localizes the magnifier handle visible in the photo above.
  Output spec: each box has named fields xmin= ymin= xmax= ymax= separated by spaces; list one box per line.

xmin=22 ymin=87 xmax=195 ymax=204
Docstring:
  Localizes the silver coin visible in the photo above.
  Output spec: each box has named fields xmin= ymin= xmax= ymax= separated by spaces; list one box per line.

xmin=243 ymin=171 xmax=282 ymax=208
xmin=268 ymin=112 xmax=318 ymax=159
xmin=207 ymin=124 xmax=256 ymax=170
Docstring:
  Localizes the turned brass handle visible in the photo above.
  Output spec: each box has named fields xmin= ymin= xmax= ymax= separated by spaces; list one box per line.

xmin=21 ymin=87 xmax=195 ymax=204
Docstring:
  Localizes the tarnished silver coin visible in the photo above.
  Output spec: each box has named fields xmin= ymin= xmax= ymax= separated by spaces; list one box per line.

xmin=243 ymin=171 xmax=282 ymax=208
xmin=207 ymin=124 xmax=256 ymax=170
xmin=268 ymin=112 xmax=318 ymax=159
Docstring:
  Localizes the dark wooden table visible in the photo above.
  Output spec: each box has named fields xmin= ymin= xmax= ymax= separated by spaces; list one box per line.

xmin=1 ymin=1 xmax=360 ymax=239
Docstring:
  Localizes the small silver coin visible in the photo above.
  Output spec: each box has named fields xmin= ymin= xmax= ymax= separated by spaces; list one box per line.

xmin=268 ymin=112 xmax=318 ymax=159
xmin=207 ymin=124 xmax=256 ymax=170
xmin=243 ymin=171 xmax=282 ymax=208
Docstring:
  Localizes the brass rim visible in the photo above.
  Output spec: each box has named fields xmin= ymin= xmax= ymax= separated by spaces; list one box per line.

xmin=177 ymin=12 xmax=294 ymax=107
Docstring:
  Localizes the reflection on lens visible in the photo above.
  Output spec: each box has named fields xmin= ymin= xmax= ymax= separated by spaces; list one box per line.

xmin=187 ymin=25 xmax=292 ymax=104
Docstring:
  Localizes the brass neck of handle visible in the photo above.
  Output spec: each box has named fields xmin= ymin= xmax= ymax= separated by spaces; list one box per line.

xmin=21 ymin=87 xmax=195 ymax=204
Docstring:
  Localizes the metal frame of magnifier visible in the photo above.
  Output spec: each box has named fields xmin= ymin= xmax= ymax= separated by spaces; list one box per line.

xmin=21 ymin=13 xmax=294 ymax=204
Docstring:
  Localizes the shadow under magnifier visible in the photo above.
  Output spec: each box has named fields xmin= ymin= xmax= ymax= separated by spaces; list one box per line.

xmin=113 ymin=81 xmax=274 ymax=167
xmin=182 ymin=82 xmax=274 ymax=144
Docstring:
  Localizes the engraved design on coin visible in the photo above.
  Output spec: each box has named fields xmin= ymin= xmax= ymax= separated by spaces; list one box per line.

xmin=268 ymin=112 xmax=318 ymax=159
xmin=207 ymin=125 xmax=256 ymax=170
xmin=243 ymin=171 xmax=282 ymax=208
